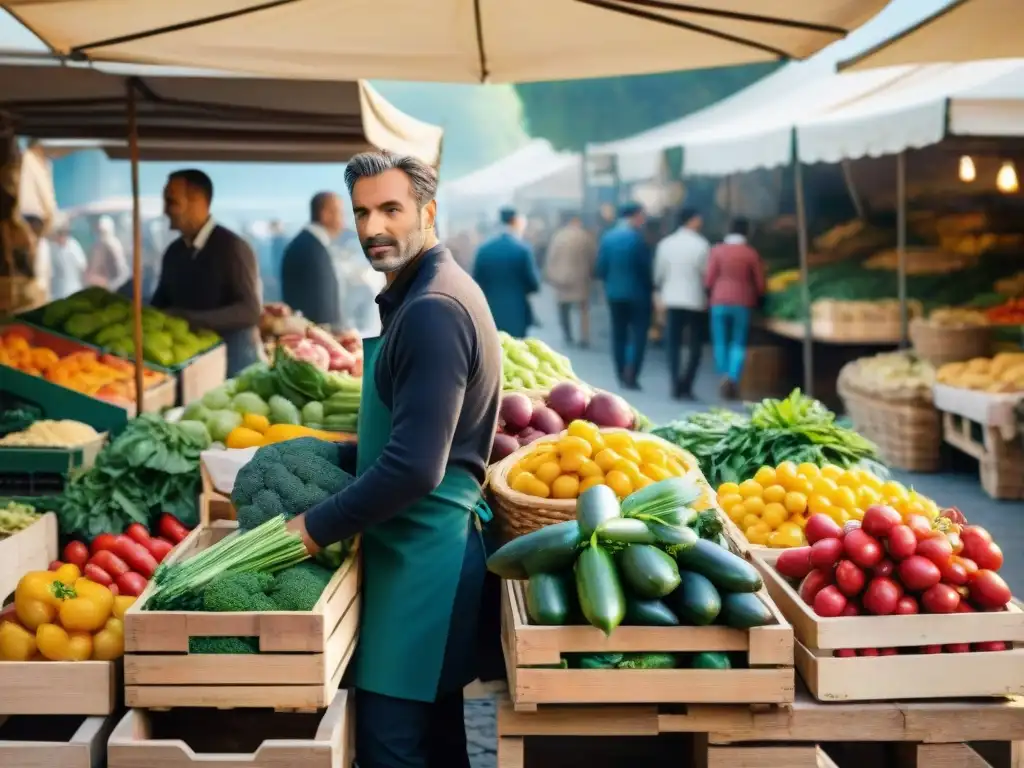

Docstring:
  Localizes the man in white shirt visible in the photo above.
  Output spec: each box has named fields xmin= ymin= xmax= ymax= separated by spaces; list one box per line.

xmin=281 ymin=191 xmax=343 ymax=327
xmin=654 ymin=207 xmax=710 ymax=400
xmin=85 ymin=215 xmax=130 ymax=290
xmin=49 ymin=217 xmax=88 ymax=300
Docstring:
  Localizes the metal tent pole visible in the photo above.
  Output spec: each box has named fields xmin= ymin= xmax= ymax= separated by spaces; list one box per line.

xmin=126 ymin=79 xmax=145 ymax=414
xmin=793 ymin=136 xmax=813 ymax=396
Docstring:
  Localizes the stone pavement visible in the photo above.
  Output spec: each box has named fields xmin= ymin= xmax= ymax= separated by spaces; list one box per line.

xmin=466 ymin=697 xmax=497 ymax=768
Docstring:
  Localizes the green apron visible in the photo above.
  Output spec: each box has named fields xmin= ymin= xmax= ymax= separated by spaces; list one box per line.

xmin=353 ymin=334 xmax=490 ymax=702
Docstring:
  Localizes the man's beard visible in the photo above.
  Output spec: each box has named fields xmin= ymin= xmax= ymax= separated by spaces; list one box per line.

xmin=362 ymin=232 xmax=423 ymax=273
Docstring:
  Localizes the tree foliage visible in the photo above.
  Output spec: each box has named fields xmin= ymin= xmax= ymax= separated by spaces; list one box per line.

xmin=514 ymin=64 xmax=781 ymax=152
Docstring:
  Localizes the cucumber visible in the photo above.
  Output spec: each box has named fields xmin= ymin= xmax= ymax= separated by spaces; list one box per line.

xmin=665 ymin=570 xmax=721 ymax=626
xmin=596 ymin=517 xmax=656 ymax=545
xmin=526 ymin=573 xmax=575 ymax=625
xmin=486 ymin=520 xmax=581 ymax=579
xmin=691 ymin=651 xmax=731 ymax=670
xmin=618 ymin=544 xmax=681 ymax=599
xmin=646 ymin=520 xmax=698 ymax=550
xmin=624 ymin=595 xmax=680 ymax=626
xmin=577 ymin=484 xmax=621 ymax=539
xmin=719 ymin=591 xmax=773 ymax=628
xmin=575 ymin=544 xmax=626 ymax=635
xmin=674 ymin=538 xmax=763 ymax=593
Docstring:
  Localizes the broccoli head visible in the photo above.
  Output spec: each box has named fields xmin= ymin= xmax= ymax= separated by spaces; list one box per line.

xmin=270 ymin=561 xmax=335 ymax=611
xmin=202 ymin=571 xmax=278 ymax=612
xmin=188 ymin=636 xmax=259 ymax=654
xmin=232 ymin=437 xmax=355 ymax=530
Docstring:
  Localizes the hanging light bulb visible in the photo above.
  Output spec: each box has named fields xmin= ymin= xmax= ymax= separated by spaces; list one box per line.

xmin=996 ymin=161 xmax=1019 ymax=194
xmin=959 ymin=155 xmax=976 ymax=182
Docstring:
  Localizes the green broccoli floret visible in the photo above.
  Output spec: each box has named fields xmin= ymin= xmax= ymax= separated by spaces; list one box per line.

xmin=232 ymin=437 xmax=355 ymax=531
xmin=270 ymin=562 xmax=335 ymax=611
xmin=202 ymin=571 xmax=278 ymax=612
xmin=188 ymin=636 xmax=259 ymax=654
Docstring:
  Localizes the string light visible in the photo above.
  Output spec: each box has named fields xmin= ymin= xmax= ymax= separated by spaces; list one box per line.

xmin=996 ymin=161 xmax=1019 ymax=194
xmin=958 ymin=155 xmax=976 ymax=183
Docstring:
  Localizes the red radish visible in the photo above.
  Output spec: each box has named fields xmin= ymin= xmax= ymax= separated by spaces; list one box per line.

xmin=813 ymin=586 xmax=848 ymax=617
xmin=921 ymin=583 xmax=960 ymax=614
xmin=885 ymin=525 xmax=917 ymax=560
xmin=915 ymin=536 xmax=953 ymax=567
xmin=834 ymin=649 xmax=856 ymax=658
xmin=805 ymin=514 xmax=842 ymax=544
xmin=490 ymin=433 xmax=519 ymax=462
xmin=895 ymin=596 xmax=919 ymax=615
xmin=499 ymin=393 xmax=533 ymax=432
xmin=529 ymin=405 xmax=566 ymax=435
xmin=873 ymin=559 xmax=895 ymax=577
xmin=844 ymin=529 xmax=883 ymax=568
xmin=584 ymin=392 xmax=635 ymax=429
xmin=62 ymin=541 xmax=89 ymax=568
xmin=921 ymin=644 xmax=943 ymax=654
xmin=83 ymin=564 xmax=113 ymax=586
xmin=798 ymin=569 xmax=834 ymax=605
xmin=968 ymin=570 xmax=1012 ymax=609
xmin=810 ymin=538 xmax=844 ymax=570
xmin=862 ymin=577 xmax=902 ymax=615
xmin=945 ymin=643 xmax=971 ymax=653
xmin=775 ymin=547 xmax=813 ymax=580
xmin=840 ymin=602 xmax=861 ymax=616
xmin=939 ymin=559 xmax=968 ymax=586
xmin=835 ymin=560 xmax=866 ymax=597
xmin=858 ymin=648 xmax=879 ymax=657
xmin=861 ymin=504 xmax=901 ymax=538
xmin=879 ymin=647 xmax=899 ymax=656
xmin=906 ymin=514 xmax=935 ymax=541
xmin=898 ymin=556 xmax=941 ymax=592
xmin=974 ymin=641 xmax=1008 ymax=652
xmin=90 ymin=533 xmax=118 ymax=555
xmin=545 ymin=382 xmax=589 ymax=422
xmin=125 ymin=523 xmax=151 ymax=545
xmin=969 ymin=541 xmax=1004 ymax=572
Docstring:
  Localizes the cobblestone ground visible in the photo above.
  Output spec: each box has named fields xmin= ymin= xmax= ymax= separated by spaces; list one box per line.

xmin=466 ymin=698 xmax=497 ymax=768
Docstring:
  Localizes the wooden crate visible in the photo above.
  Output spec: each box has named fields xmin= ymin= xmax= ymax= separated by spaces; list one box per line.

xmin=107 ymin=688 xmax=353 ymax=768
xmin=178 ymin=344 xmax=227 ymax=406
xmin=0 ymin=512 xmax=120 ymax=716
xmin=123 ymin=520 xmax=360 ymax=710
xmin=198 ymin=463 xmax=236 ymax=526
xmin=501 ymin=579 xmax=794 ymax=709
xmin=754 ymin=553 xmax=1024 ymax=701
xmin=0 ymin=712 xmax=120 ymax=768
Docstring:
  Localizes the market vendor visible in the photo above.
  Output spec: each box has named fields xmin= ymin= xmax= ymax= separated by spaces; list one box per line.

xmin=286 ymin=150 xmax=501 ymax=768
xmin=151 ymin=169 xmax=262 ymax=376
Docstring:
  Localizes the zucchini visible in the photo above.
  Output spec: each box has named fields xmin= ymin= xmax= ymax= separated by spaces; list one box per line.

xmin=596 ymin=517 xmax=656 ymax=545
xmin=577 ymin=484 xmax=621 ymax=539
xmin=624 ymin=595 xmax=680 ymax=626
xmin=665 ymin=570 xmax=721 ymax=626
xmin=647 ymin=520 xmax=698 ymax=550
xmin=575 ymin=544 xmax=626 ymax=635
xmin=618 ymin=544 xmax=681 ymax=599
xmin=620 ymin=476 xmax=701 ymax=517
xmin=674 ymin=538 xmax=763 ymax=593
xmin=719 ymin=591 xmax=773 ymax=628
xmin=691 ymin=651 xmax=731 ymax=670
xmin=526 ymin=573 xmax=575 ymax=625
xmin=486 ymin=520 xmax=581 ymax=579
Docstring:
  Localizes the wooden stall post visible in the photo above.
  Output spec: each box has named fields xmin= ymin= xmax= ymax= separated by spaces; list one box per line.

xmin=792 ymin=131 xmax=814 ymax=397
xmin=896 ymin=150 xmax=908 ymax=348
xmin=126 ymin=78 xmax=145 ymax=414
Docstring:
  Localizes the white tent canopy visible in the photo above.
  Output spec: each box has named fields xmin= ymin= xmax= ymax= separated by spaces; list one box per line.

xmin=444 ymin=139 xmax=581 ymax=206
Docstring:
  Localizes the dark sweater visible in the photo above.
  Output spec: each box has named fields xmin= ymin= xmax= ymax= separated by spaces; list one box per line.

xmin=304 ymin=245 xmax=501 ymax=548
xmin=280 ymin=229 xmax=341 ymax=327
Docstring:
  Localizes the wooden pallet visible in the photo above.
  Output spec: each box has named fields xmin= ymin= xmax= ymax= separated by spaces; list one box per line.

xmin=123 ymin=521 xmax=360 ymax=710
xmin=501 ymin=578 xmax=794 ymax=710
xmin=198 ymin=463 xmax=237 ymax=526
xmin=107 ymin=689 xmax=353 ymax=768
xmin=178 ymin=343 xmax=227 ymax=406
xmin=0 ymin=712 xmax=120 ymax=768
xmin=753 ymin=553 xmax=1024 ymax=702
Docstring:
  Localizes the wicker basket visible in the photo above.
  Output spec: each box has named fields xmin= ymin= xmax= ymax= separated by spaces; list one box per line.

xmin=487 ymin=428 xmax=702 ymax=540
xmin=837 ymin=376 xmax=942 ymax=473
xmin=910 ymin=318 xmax=993 ymax=366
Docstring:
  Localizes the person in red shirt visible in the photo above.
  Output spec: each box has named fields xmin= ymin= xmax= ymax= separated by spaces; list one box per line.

xmin=704 ymin=217 xmax=765 ymax=400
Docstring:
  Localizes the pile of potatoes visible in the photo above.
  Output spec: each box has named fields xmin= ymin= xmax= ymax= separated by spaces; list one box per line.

xmin=937 ymin=353 xmax=1024 ymax=393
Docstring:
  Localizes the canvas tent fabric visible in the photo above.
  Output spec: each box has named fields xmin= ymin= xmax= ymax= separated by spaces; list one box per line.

xmin=444 ymin=140 xmax=581 ymax=205
xmin=1 ymin=0 xmax=889 ymax=84
xmin=841 ymin=0 xmax=1023 ymax=71
xmin=0 ymin=62 xmax=443 ymax=165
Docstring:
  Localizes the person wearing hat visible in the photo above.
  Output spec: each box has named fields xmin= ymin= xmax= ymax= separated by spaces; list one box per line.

xmin=471 ymin=206 xmax=540 ymax=338
xmin=596 ymin=201 xmax=653 ymax=389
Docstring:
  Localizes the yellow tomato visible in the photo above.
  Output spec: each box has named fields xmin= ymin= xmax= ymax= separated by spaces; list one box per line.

xmin=772 ymin=524 xmax=805 ymax=548
xmin=717 ymin=481 xmax=741 ymax=497
xmin=521 ymin=452 xmax=550 ymax=473
xmin=796 ymin=462 xmax=820 ymax=479
xmin=112 ymin=596 xmax=136 ymax=620
xmin=617 ymin=444 xmax=643 ymax=465
xmin=790 ymin=513 xmax=808 ymax=528
xmin=91 ymin=625 xmax=124 ymax=661
xmin=506 ymin=462 xmax=524 ymax=486
xmin=790 ymin=476 xmax=814 ymax=496
xmin=66 ymin=632 xmax=93 ymax=662
xmin=745 ymin=522 xmax=771 ymax=545
xmin=534 ymin=461 xmax=562 ymax=486
xmin=819 ymin=464 xmax=843 ymax=480
xmin=604 ymin=470 xmax=633 ymax=498
xmin=642 ymin=463 xmax=673 ymax=482
xmin=783 ymin=491 xmax=808 ymax=515
xmin=762 ymin=502 xmax=788 ymax=529
xmin=830 ymin=486 xmax=857 ymax=511
xmin=634 ymin=475 xmax=654 ymax=490
xmin=612 ymin=459 xmax=645 ymax=489
xmin=808 ymin=494 xmax=833 ymax=517
xmin=811 ymin=476 xmax=839 ymax=496
xmin=762 ymin=484 xmax=787 ymax=504
xmin=849 ymin=507 xmax=865 ymax=521
xmin=557 ymin=436 xmax=593 ymax=458
xmin=741 ymin=513 xmax=761 ymax=530
xmin=567 ymin=419 xmax=600 ymax=443
xmin=559 ymin=452 xmax=586 ymax=473
xmin=534 ymin=442 xmax=556 ymax=453
xmin=594 ymin=448 xmax=622 ymax=473
xmin=638 ymin=444 xmax=669 ymax=467
xmin=753 ymin=466 xmax=777 ymax=487
xmin=718 ymin=492 xmax=744 ymax=512
xmin=551 ymin=474 xmax=580 ymax=499
xmin=835 ymin=470 xmax=859 ymax=488
xmin=602 ymin=432 xmax=635 ymax=451
xmin=510 ymin=471 xmax=550 ymax=498
xmin=36 ymin=623 xmax=71 ymax=661
xmin=856 ymin=486 xmax=881 ymax=508
xmin=579 ymin=476 xmax=605 ymax=494
xmin=901 ymin=500 xmax=927 ymax=518
xmin=728 ymin=504 xmax=747 ymax=523
xmin=738 ymin=479 xmax=764 ymax=498
xmin=577 ymin=459 xmax=604 ymax=478
xmin=881 ymin=481 xmax=908 ymax=500
xmin=0 ymin=621 xmax=37 ymax=661
xmin=742 ymin=496 xmax=766 ymax=516
xmin=665 ymin=458 xmax=687 ymax=477
xmin=775 ymin=461 xmax=799 ymax=484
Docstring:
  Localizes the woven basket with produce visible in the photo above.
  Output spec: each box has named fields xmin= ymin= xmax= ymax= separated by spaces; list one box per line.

xmin=488 ymin=424 xmax=707 ymax=540
xmin=910 ymin=309 xmax=992 ymax=366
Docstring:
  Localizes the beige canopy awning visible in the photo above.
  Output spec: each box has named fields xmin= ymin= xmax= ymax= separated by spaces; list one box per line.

xmin=841 ymin=0 xmax=1021 ymax=71
xmin=0 ymin=62 xmax=444 ymax=164
xmin=1 ymin=0 xmax=890 ymax=83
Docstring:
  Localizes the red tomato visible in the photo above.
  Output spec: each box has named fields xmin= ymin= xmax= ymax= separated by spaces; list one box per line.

xmin=844 ymin=529 xmax=883 ymax=569
xmin=813 ymin=585 xmax=848 ymax=618
xmin=108 ymin=583 xmax=120 ymax=596
xmin=970 ymin=542 xmax=1004 ymax=572
xmin=83 ymin=564 xmax=114 ymax=586
xmin=915 ymin=537 xmax=953 ymax=567
xmin=775 ymin=547 xmax=813 ymax=580
xmin=968 ymin=570 xmax=1012 ymax=609
xmin=862 ymin=577 xmax=902 ymax=615
xmin=835 ymin=560 xmax=866 ymax=597
xmin=90 ymin=533 xmax=118 ymax=555
xmin=956 ymin=601 xmax=976 ymax=613
xmin=905 ymin=514 xmax=935 ymax=542
xmin=939 ymin=559 xmax=968 ymax=586
xmin=879 ymin=647 xmax=899 ymax=656
xmin=885 ymin=525 xmax=917 ymax=560
xmin=62 ymin=541 xmax=89 ymax=568
xmin=920 ymin=644 xmax=943 ymax=654
xmin=48 ymin=560 xmax=63 ymax=571
xmin=861 ymin=504 xmax=902 ymax=538
xmin=834 ymin=648 xmax=856 ymax=658
xmin=945 ymin=643 xmax=971 ymax=654
xmin=125 ymin=523 xmax=151 ymax=546
xmin=112 ymin=536 xmax=158 ymax=579
xmin=873 ymin=559 xmax=895 ymax=577
xmin=858 ymin=648 xmax=879 ymax=657
xmin=809 ymin=538 xmax=845 ymax=571
xmin=798 ymin=569 xmax=834 ymax=605
xmin=840 ymin=601 xmax=861 ymax=616
xmin=961 ymin=525 xmax=993 ymax=550
xmin=898 ymin=555 xmax=942 ymax=592
xmin=89 ymin=550 xmax=130 ymax=578
xmin=946 ymin=532 xmax=964 ymax=555
xmin=158 ymin=514 xmax=190 ymax=544
xmin=974 ymin=641 xmax=1008 ymax=652
xmin=116 ymin=571 xmax=149 ymax=597
xmin=955 ymin=556 xmax=979 ymax=575
xmin=805 ymin=514 xmax=843 ymax=544
xmin=921 ymin=583 xmax=960 ymax=614
xmin=144 ymin=538 xmax=174 ymax=563
xmin=895 ymin=595 xmax=919 ymax=615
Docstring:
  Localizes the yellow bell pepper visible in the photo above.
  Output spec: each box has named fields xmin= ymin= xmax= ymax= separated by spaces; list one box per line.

xmin=35 ymin=623 xmax=71 ymax=661
xmin=59 ymin=579 xmax=114 ymax=633
xmin=15 ymin=571 xmax=74 ymax=631
xmin=92 ymin=617 xmax=125 ymax=660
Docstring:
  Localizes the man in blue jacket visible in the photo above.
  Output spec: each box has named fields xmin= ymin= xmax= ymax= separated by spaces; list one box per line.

xmin=596 ymin=202 xmax=653 ymax=390
xmin=472 ymin=207 xmax=540 ymax=338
